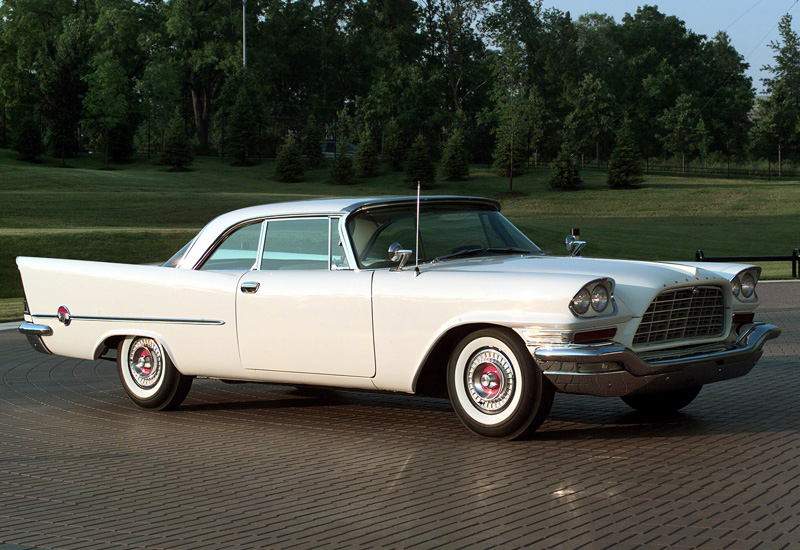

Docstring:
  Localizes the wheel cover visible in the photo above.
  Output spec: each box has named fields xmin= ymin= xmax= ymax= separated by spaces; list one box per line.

xmin=466 ymin=348 xmax=515 ymax=414
xmin=128 ymin=338 xmax=164 ymax=389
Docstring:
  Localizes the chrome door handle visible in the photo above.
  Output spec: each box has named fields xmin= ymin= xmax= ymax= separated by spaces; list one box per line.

xmin=240 ymin=281 xmax=260 ymax=294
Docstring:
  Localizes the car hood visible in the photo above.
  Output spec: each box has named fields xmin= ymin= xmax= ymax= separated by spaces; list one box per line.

xmin=422 ymin=254 xmax=731 ymax=313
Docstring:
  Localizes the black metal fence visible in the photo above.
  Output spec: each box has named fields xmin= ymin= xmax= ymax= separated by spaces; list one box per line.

xmin=577 ymin=161 xmax=800 ymax=181
xmin=695 ymin=249 xmax=800 ymax=279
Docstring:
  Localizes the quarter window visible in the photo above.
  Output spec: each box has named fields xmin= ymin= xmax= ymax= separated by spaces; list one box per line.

xmin=199 ymin=222 xmax=262 ymax=271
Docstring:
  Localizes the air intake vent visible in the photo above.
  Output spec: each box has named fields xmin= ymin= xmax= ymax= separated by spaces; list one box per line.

xmin=634 ymin=286 xmax=725 ymax=346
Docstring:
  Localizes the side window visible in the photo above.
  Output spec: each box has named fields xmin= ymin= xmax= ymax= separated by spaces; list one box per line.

xmin=199 ymin=222 xmax=262 ymax=271
xmin=261 ymin=218 xmax=329 ymax=270
xmin=330 ymin=218 xmax=350 ymax=269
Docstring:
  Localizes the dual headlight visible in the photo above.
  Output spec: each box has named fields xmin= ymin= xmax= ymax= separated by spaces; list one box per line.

xmin=570 ymin=278 xmax=615 ymax=317
xmin=731 ymin=268 xmax=760 ymax=301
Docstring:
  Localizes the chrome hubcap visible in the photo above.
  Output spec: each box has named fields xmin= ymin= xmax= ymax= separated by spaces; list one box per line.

xmin=466 ymin=348 xmax=515 ymax=413
xmin=128 ymin=338 xmax=163 ymax=389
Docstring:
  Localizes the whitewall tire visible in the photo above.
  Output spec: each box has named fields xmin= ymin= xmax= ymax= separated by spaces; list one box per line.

xmin=447 ymin=328 xmax=554 ymax=439
xmin=117 ymin=336 xmax=193 ymax=410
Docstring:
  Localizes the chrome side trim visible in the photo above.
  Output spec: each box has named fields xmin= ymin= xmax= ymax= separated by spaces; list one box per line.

xmin=32 ymin=314 xmax=224 ymax=326
xmin=19 ymin=322 xmax=53 ymax=336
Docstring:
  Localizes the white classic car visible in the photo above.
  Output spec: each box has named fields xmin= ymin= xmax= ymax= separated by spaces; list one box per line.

xmin=17 ymin=196 xmax=780 ymax=439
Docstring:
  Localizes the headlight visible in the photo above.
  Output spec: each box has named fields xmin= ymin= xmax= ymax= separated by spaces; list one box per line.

xmin=572 ymin=289 xmax=591 ymax=314
xmin=741 ymin=273 xmax=755 ymax=298
xmin=731 ymin=277 xmax=741 ymax=297
xmin=570 ymin=278 xmax=615 ymax=318
xmin=591 ymin=285 xmax=609 ymax=312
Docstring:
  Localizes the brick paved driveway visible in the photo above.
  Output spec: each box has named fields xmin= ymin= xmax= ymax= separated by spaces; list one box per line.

xmin=1 ymin=282 xmax=798 ymax=550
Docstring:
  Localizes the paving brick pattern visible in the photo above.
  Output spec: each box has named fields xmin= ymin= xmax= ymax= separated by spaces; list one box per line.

xmin=0 ymin=282 xmax=798 ymax=549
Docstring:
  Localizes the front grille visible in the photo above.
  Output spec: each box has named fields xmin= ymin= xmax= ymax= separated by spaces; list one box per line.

xmin=633 ymin=286 xmax=725 ymax=346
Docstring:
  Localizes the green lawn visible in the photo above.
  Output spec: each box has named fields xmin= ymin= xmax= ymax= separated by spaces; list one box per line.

xmin=1 ymin=148 xmax=798 ymax=321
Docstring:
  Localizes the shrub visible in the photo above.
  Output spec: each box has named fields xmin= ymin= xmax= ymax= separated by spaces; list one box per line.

xmin=354 ymin=128 xmax=379 ymax=178
xmin=275 ymin=133 xmax=305 ymax=182
xmin=405 ymin=134 xmax=435 ymax=189
xmin=440 ymin=128 xmax=469 ymax=181
xmin=549 ymin=145 xmax=582 ymax=190
xmin=383 ymin=119 xmax=404 ymax=171
xmin=300 ymin=115 xmax=325 ymax=169
xmin=13 ymin=115 xmax=45 ymax=162
xmin=331 ymin=153 xmax=355 ymax=185
xmin=162 ymin=112 xmax=194 ymax=171
xmin=607 ymin=128 xmax=644 ymax=189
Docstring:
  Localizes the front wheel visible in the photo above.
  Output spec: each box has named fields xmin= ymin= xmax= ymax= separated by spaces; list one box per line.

xmin=117 ymin=336 xmax=193 ymax=410
xmin=621 ymin=386 xmax=702 ymax=414
xmin=447 ymin=328 xmax=554 ymax=439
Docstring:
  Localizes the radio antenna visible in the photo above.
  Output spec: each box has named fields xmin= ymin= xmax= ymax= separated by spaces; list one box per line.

xmin=415 ymin=181 xmax=421 ymax=274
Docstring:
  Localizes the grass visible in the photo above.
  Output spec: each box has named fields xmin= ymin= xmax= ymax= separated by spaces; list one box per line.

xmin=1 ymin=148 xmax=798 ymax=320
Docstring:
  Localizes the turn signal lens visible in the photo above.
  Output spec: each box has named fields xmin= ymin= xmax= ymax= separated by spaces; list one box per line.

xmin=572 ymin=289 xmax=591 ymax=314
xmin=573 ymin=327 xmax=617 ymax=344
xmin=733 ymin=313 xmax=755 ymax=324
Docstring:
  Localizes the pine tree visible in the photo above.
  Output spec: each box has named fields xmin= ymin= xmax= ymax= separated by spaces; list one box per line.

xmin=383 ymin=119 xmax=404 ymax=171
xmin=13 ymin=115 xmax=45 ymax=162
xmin=301 ymin=115 xmax=324 ymax=169
xmin=227 ymin=88 xmax=258 ymax=166
xmin=607 ymin=126 xmax=643 ymax=189
xmin=331 ymin=153 xmax=355 ymax=185
xmin=549 ymin=144 xmax=582 ymax=190
xmin=275 ymin=133 xmax=305 ymax=182
xmin=440 ymin=128 xmax=469 ymax=181
xmin=162 ymin=112 xmax=194 ymax=171
xmin=405 ymin=134 xmax=435 ymax=189
xmin=353 ymin=128 xmax=380 ymax=178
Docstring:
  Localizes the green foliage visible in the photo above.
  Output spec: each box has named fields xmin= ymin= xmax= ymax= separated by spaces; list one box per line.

xmin=354 ymin=129 xmax=379 ymax=178
xmin=492 ymin=125 xmax=525 ymax=178
xmin=607 ymin=126 xmax=643 ymax=189
xmin=382 ymin=119 xmax=405 ymax=171
xmin=275 ymin=133 xmax=305 ymax=183
xmin=440 ymin=128 xmax=469 ymax=181
xmin=405 ymin=134 xmax=435 ymax=189
xmin=330 ymin=153 xmax=354 ymax=185
xmin=301 ymin=115 xmax=325 ymax=169
xmin=13 ymin=115 xmax=45 ymax=162
xmin=549 ymin=145 xmax=582 ymax=190
xmin=226 ymin=87 xmax=258 ymax=164
xmin=162 ymin=112 xmax=194 ymax=170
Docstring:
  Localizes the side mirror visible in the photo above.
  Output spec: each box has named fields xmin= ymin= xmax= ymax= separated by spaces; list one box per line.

xmin=388 ymin=242 xmax=412 ymax=271
xmin=565 ymin=228 xmax=586 ymax=257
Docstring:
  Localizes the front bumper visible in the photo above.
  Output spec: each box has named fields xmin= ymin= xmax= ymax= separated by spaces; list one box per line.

xmin=533 ymin=323 xmax=781 ymax=397
xmin=19 ymin=322 xmax=53 ymax=355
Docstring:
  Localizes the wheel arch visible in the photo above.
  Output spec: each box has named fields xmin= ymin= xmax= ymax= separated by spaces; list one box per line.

xmin=93 ymin=330 xmax=182 ymax=371
xmin=413 ymin=322 xmax=527 ymax=398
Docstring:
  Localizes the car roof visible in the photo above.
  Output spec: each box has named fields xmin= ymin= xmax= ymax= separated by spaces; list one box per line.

xmin=180 ymin=196 xmax=500 ymax=268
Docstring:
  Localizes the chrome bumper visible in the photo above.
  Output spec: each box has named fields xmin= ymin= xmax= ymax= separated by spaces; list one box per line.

xmin=533 ymin=323 xmax=781 ymax=397
xmin=19 ymin=322 xmax=53 ymax=355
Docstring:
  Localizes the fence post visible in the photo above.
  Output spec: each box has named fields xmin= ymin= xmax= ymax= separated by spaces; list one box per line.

xmin=793 ymin=248 xmax=799 ymax=279
xmin=695 ymin=250 xmax=705 ymax=262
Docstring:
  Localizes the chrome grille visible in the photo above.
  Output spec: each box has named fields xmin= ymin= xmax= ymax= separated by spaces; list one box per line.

xmin=633 ymin=286 xmax=725 ymax=346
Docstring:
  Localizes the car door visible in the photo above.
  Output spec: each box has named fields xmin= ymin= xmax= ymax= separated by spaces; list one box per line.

xmin=236 ymin=217 xmax=375 ymax=377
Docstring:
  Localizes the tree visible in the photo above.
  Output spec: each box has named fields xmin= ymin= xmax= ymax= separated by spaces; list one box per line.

xmin=440 ymin=127 xmax=469 ymax=180
xmin=406 ymin=134 xmax=435 ymax=188
xmin=660 ymin=94 xmax=701 ymax=174
xmin=607 ymin=124 xmax=643 ymax=189
xmin=82 ymin=51 xmax=129 ymax=167
xmin=13 ymin=114 xmax=45 ymax=162
xmin=227 ymin=87 xmax=258 ymax=166
xmin=301 ymin=115 xmax=325 ymax=169
xmin=331 ymin=153 xmax=355 ymax=185
xmin=275 ymin=133 xmax=305 ymax=183
xmin=750 ymin=81 xmax=797 ymax=176
xmin=564 ymin=74 xmax=613 ymax=167
xmin=549 ymin=143 xmax=581 ymax=190
xmin=383 ymin=119 xmax=405 ymax=171
xmin=162 ymin=111 xmax=194 ymax=171
xmin=353 ymin=128 xmax=380 ymax=178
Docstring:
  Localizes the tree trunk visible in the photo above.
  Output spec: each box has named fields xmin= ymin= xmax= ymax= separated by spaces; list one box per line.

xmin=778 ymin=142 xmax=783 ymax=178
xmin=191 ymin=86 xmax=211 ymax=155
xmin=681 ymin=151 xmax=686 ymax=175
xmin=596 ymin=140 xmax=600 ymax=168
xmin=509 ymin=132 xmax=514 ymax=192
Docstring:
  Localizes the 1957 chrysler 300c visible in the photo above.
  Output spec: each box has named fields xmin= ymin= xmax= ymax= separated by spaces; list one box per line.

xmin=17 ymin=196 xmax=780 ymax=439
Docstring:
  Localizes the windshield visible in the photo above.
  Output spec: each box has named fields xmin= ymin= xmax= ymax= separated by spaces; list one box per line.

xmin=346 ymin=205 xmax=542 ymax=269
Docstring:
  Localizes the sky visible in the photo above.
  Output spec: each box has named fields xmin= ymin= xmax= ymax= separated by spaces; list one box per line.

xmin=542 ymin=0 xmax=800 ymax=92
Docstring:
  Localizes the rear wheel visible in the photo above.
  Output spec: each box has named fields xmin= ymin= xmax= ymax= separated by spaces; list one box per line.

xmin=117 ymin=336 xmax=193 ymax=410
xmin=621 ymin=386 xmax=702 ymax=414
xmin=447 ymin=328 xmax=554 ymax=439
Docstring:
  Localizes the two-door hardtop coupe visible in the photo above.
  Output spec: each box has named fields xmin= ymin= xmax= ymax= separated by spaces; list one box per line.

xmin=18 ymin=196 xmax=780 ymax=439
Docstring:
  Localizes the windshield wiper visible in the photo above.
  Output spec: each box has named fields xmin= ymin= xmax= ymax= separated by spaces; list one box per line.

xmin=431 ymin=247 xmax=536 ymax=263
